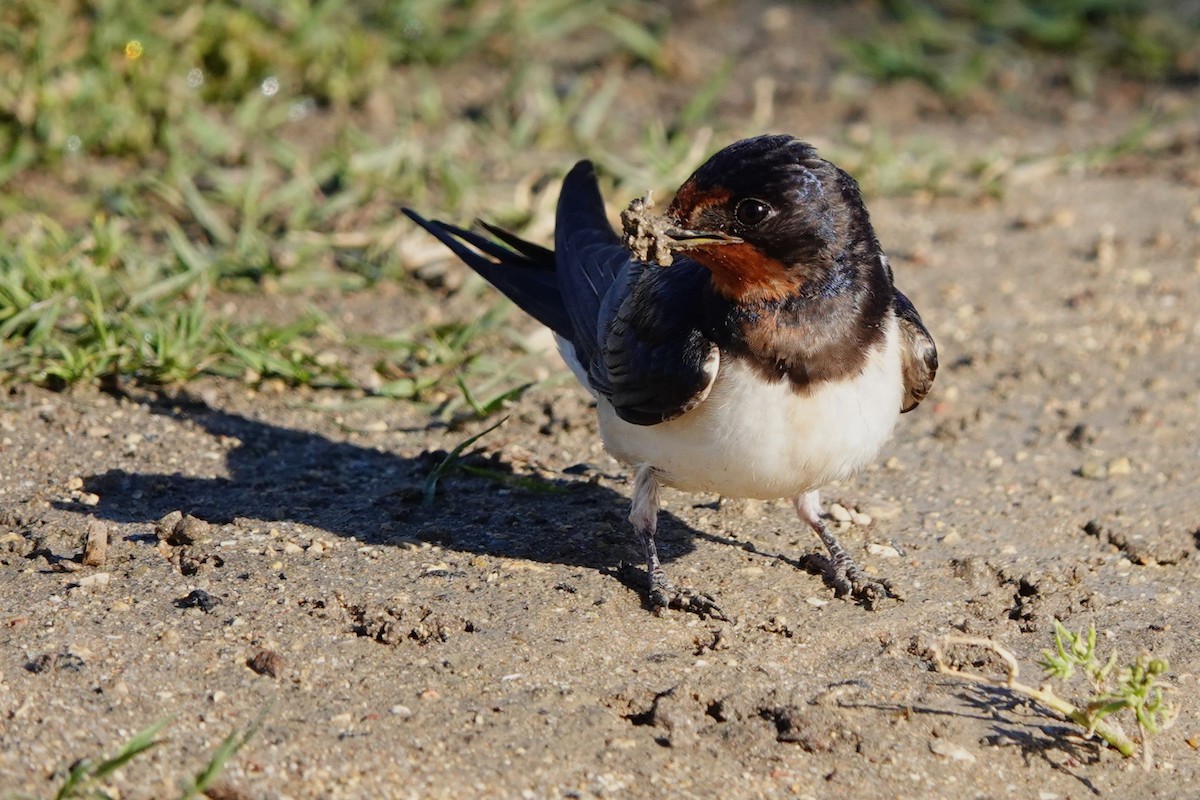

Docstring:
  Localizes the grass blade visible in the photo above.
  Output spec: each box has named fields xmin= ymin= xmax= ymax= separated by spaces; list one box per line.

xmin=53 ymin=718 xmax=171 ymax=800
xmin=423 ymin=415 xmax=508 ymax=508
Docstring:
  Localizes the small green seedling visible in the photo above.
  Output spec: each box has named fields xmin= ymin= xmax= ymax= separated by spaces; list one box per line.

xmin=933 ymin=620 xmax=1176 ymax=767
xmin=1038 ymin=621 xmax=1175 ymax=762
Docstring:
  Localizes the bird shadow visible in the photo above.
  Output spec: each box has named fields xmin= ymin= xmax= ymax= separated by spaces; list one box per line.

xmin=56 ymin=390 xmax=703 ymax=596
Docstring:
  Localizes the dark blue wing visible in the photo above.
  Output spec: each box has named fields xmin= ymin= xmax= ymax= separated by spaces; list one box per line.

xmin=553 ymin=162 xmax=718 ymax=425
xmin=600 ymin=260 xmax=718 ymax=425
xmin=552 ymin=161 xmax=634 ymax=377
xmin=406 ymin=162 xmax=719 ymax=426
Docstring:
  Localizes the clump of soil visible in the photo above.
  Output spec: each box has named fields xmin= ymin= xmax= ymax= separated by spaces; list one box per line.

xmin=620 ymin=192 xmax=678 ymax=266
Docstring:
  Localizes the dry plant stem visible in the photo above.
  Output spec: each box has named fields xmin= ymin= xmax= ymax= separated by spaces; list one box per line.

xmin=1137 ymin=717 xmax=1152 ymax=771
xmin=932 ymin=636 xmax=1138 ymax=758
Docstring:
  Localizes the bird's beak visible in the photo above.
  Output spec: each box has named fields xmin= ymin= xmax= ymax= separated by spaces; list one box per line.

xmin=663 ymin=228 xmax=743 ymax=249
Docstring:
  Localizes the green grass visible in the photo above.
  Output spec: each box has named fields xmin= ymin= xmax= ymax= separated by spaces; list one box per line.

xmin=0 ymin=0 xmax=676 ymax=397
xmin=842 ymin=0 xmax=1199 ymax=98
xmin=0 ymin=214 xmax=344 ymax=387
xmin=10 ymin=709 xmax=266 ymax=800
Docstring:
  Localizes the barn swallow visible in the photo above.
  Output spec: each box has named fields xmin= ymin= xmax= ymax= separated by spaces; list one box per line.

xmin=403 ymin=134 xmax=937 ymax=615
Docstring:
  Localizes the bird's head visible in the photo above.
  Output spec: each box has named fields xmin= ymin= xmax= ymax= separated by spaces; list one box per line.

xmin=665 ymin=135 xmax=862 ymax=303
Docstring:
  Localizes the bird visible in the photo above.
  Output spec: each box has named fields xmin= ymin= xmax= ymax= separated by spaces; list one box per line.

xmin=403 ymin=134 xmax=936 ymax=615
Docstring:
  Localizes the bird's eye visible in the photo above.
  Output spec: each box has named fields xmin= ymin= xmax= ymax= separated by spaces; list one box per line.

xmin=734 ymin=197 xmax=771 ymax=227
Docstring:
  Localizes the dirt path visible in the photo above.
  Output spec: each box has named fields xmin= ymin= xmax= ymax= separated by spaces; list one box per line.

xmin=3 ymin=6 xmax=1200 ymax=799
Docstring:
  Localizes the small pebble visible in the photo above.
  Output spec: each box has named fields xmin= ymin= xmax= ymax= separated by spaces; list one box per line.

xmin=176 ymin=589 xmax=221 ymax=613
xmin=283 ymin=542 xmax=304 ymax=555
xmin=156 ymin=511 xmax=211 ymax=545
xmin=929 ymin=738 xmax=976 ymax=762
xmin=155 ymin=511 xmax=183 ymax=539
xmin=1049 ymin=207 xmax=1076 ymax=228
xmin=1106 ymin=456 xmax=1132 ymax=476
xmin=82 ymin=519 xmax=109 ymax=566
xmin=829 ymin=503 xmax=852 ymax=523
xmin=247 ymin=649 xmax=283 ymax=679
xmin=1126 ymin=268 xmax=1153 ymax=287
xmin=867 ymin=543 xmax=901 ymax=558
xmin=74 ymin=572 xmax=110 ymax=588
xmin=862 ymin=501 xmax=902 ymax=521
xmin=1078 ymin=461 xmax=1107 ymax=480
xmin=174 ymin=515 xmax=210 ymax=544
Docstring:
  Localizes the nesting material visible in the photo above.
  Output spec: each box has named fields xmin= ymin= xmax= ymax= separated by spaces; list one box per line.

xmin=620 ymin=192 xmax=678 ymax=267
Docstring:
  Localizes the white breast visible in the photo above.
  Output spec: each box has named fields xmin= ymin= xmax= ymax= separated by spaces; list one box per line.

xmin=596 ymin=314 xmax=905 ymax=500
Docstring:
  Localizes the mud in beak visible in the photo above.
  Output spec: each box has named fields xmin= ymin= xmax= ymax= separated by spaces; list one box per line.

xmin=620 ymin=191 xmax=743 ymax=267
xmin=664 ymin=228 xmax=743 ymax=249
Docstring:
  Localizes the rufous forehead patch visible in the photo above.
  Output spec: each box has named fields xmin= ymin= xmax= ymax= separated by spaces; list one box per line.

xmin=668 ymin=183 xmax=732 ymax=227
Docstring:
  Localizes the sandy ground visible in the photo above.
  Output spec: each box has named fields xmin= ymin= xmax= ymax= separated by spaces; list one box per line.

xmin=4 ymin=6 xmax=1200 ymax=799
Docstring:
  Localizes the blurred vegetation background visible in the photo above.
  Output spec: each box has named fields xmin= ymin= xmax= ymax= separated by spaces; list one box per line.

xmin=0 ymin=0 xmax=1196 ymax=403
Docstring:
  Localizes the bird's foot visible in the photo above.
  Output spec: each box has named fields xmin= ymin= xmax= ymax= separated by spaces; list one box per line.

xmin=648 ymin=568 xmax=727 ymax=620
xmin=826 ymin=558 xmax=901 ymax=610
xmin=818 ymin=528 xmax=901 ymax=610
xmin=835 ymin=566 xmax=902 ymax=609
xmin=795 ymin=492 xmax=901 ymax=611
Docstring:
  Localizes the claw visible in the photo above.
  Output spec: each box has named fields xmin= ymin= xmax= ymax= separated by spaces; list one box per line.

xmin=837 ymin=564 xmax=901 ymax=610
xmin=649 ymin=574 xmax=727 ymax=620
xmin=795 ymin=490 xmax=902 ymax=611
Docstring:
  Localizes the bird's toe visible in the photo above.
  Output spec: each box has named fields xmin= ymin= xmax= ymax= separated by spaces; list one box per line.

xmin=649 ymin=575 xmax=727 ymax=621
xmin=844 ymin=567 xmax=901 ymax=611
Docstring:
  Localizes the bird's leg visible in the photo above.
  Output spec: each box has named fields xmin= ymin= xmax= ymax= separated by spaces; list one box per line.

xmin=629 ymin=465 xmax=724 ymax=619
xmin=630 ymin=465 xmax=669 ymax=597
xmin=793 ymin=490 xmax=896 ymax=608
